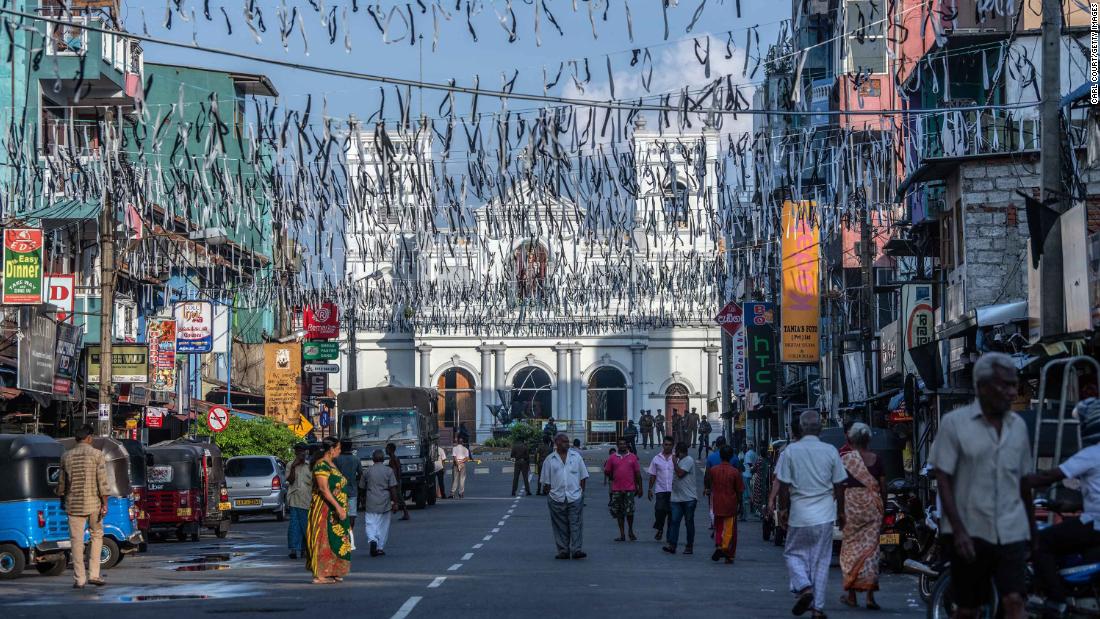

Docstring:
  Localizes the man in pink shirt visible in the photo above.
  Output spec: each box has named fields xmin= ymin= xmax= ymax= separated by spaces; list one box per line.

xmin=604 ymin=438 xmax=643 ymax=542
xmin=648 ymin=436 xmax=676 ymax=541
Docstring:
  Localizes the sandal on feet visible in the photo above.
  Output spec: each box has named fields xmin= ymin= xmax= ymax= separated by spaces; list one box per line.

xmin=312 ymin=578 xmax=335 ymax=585
xmin=792 ymin=590 xmax=814 ymax=616
xmin=866 ymin=602 xmax=881 ymax=611
xmin=840 ymin=596 xmax=857 ymax=608
xmin=628 ymin=532 xmax=637 ymax=541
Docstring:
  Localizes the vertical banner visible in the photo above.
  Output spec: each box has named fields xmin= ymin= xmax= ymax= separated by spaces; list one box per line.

xmin=715 ymin=302 xmax=748 ymax=396
xmin=744 ymin=302 xmax=778 ymax=394
xmin=53 ymin=322 xmax=82 ymax=399
xmin=901 ymin=284 xmax=935 ymax=376
xmin=46 ymin=274 xmax=75 ymax=322
xmin=17 ymin=306 xmax=56 ymax=393
xmin=147 ymin=318 xmax=177 ymax=392
xmin=780 ymin=201 xmax=820 ymax=363
xmin=3 ymin=229 xmax=44 ymax=304
xmin=265 ymin=342 xmax=302 ymax=425
xmin=174 ymin=301 xmax=213 ymax=353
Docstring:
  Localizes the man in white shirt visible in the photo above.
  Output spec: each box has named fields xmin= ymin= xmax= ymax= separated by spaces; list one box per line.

xmin=540 ymin=432 xmax=590 ymax=559
xmin=1026 ymin=398 xmax=1100 ymax=615
xmin=777 ymin=410 xmax=848 ymax=617
xmin=451 ymin=437 xmax=471 ymax=499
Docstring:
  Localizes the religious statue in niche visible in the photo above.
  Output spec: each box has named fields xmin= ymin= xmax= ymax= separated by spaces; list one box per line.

xmin=514 ymin=242 xmax=548 ymax=300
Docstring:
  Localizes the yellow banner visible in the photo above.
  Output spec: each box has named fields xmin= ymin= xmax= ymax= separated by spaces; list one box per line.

xmin=780 ymin=200 xmax=820 ymax=363
xmin=264 ymin=343 xmax=302 ymax=425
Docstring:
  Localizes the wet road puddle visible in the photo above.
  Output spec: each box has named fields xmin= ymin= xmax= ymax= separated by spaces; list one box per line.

xmin=174 ymin=564 xmax=233 ymax=572
xmin=169 ymin=553 xmax=245 ymax=564
xmin=10 ymin=582 xmax=256 ymax=605
xmin=166 ymin=550 xmax=277 ymax=572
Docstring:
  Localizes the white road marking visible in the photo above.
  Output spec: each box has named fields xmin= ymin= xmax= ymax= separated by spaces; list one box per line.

xmin=502 ymin=515 xmax=510 ymax=519
xmin=502 ymin=466 xmax=513 ymax=473
xmin=497 ymin=521 xmax=505 ymax=526
xmin=461 ymin=552 xmax=473 ymax=560
xmin=475 ymin=467 xmax=490 ymax=474
xmin=428 ymin=577 xmax=446 ymax=588
xmin=473 ymin=543 xmax=483 ymax=549
xmin=390 ymin=596 xmax=422 ymax=619
xmin=586 ymin=466 xmax=601 ymax=473
xmin=491 ymin=528 xmax=500 ymax=533
xmin=483 ymin=535 xmax=493 ymax=541
xmin=448 ymin=563 xmax=463 ymax=571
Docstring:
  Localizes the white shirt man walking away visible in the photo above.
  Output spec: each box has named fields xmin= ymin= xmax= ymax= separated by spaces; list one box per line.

xmin=540 ymin=432 xmax=589 ymax=559
xmin=777 ymin=410 xmax=848 ymax=617
xmin=451 ymin=438 xmax=471 ymax=499
xmin=363 ymin=450 xmax=399 ymax=557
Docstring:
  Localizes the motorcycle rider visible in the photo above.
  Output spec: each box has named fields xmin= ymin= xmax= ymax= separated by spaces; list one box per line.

xmin=1025 ymin=398 xmax=1100 ymax=617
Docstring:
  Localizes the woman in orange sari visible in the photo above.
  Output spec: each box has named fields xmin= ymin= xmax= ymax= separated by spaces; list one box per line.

xmin=307 ymin=437 xmax=351 ymax=584
xmin=839 ymin=423 xmax=886 ymax=610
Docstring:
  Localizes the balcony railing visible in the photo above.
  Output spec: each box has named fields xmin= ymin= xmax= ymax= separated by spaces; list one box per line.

xmin=904 ymin=107 xmax=1090 ymax=174
xmin=40 ymin=8 xmax=143 ymax=79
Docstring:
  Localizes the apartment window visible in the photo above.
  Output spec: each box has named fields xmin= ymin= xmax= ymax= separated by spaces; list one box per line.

xmin=663 ymin=181 xmax=690 ymax=229
xmin=940 ymin=200 xmax=966 ymax=271
xmin=874 ymin=268 xmax=898 ymax=330
xmin=846 ymin=0 xmax=886 ymax=74
xmin=113 ymin=299 xmax=138 ymax=342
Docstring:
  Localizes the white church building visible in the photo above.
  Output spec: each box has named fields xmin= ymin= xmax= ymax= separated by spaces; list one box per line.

xmin=338 ymin=119 xmax=728 ymax=443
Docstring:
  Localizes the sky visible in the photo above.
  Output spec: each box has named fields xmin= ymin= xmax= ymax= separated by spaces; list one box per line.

xmin=116 ymin=0 xmax=792 ymax=126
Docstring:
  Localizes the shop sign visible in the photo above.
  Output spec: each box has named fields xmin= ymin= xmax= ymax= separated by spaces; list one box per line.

xmin=264 ymin=342 xmax=302 ymax=425
xmin=304 ymin=302 xmax=340 ymax=340
xmin=174 ymin=301 xmax=213 ymax=353
xmin=17 ymin=306 xmax=56 ymax=393
xmin=303 ymin=340 xmax=340 ymax=361
xmin=743 ymin=302 xmax=777 ymax=394
xmin=3 ymin=229 xmax=44 ymax=304
xmin=87 ymin=344 xmax=149 ymax=383
xmin=147 ymin=319 xmax=177 ymax=392
xmin=901 ymin=284 xmax=935 ymax=376
xmin=780 ymin=201 xmax=820 ymax=363
xmin=53 ymin=322 xmax=82 ymax=399
xmin=46 ymin=274 xmax=75 ymax=322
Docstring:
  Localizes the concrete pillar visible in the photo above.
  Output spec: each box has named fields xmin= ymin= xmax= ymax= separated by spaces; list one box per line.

xmin=416 ymin=344 xmax=433 ymax=388
xmin=570 ymin=344 xmax=583 ymax=435
xmin=630 ymin=344 xmax=647 ymax=421
xmin=477 ymin=344 xmax=493 ymax=431
xmin=553 ymin=344 xmax=570 ymax=423
xmin=492 ymin=344 xmax=507 ymax=406
xmin=705 ymin=345 xmax=720 ymax=404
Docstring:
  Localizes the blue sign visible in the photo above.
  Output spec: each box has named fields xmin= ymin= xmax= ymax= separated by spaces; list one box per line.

xmin=173 ymin=301 xmax=213 ymax=353
xmin=319 ymin=409 xmax=330 ymax=427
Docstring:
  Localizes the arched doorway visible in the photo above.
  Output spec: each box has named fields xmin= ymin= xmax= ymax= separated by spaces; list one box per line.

xmin=437 ymin=368 xmax=476 ymax=441
xmin=664 ymin=383 xmax=690 ymax=443
xmin=587 ymin=366 xmax=627 ymax=444
xmin=511 ymin=367 xmax=552 ymax=420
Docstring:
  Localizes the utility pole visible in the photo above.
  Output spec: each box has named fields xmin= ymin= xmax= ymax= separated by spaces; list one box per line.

xmin=97 ymin=170 xmax=115 ymax=436
xmin=346 ymin=307 xmax=358 ymax=391
xmin=1038 ymin=0 xmax=1065 ymax=338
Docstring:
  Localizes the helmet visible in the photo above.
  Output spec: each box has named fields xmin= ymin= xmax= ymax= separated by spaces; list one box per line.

xmin=1075 ymin=398 xmax=1100 ymax=447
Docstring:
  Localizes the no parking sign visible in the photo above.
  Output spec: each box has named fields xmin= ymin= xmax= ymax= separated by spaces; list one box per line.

xmin=207 ymin=406 xmax=230 ymax=433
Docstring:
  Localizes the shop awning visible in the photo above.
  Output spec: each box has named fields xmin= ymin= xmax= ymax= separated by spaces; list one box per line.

xmin=18 ymin=199 xmax=101 ymax=228
xmin=940 ymin=300 xmax=1029 ymax=339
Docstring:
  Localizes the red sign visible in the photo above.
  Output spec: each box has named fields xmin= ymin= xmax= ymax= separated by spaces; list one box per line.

xmin=207 ymin=406 xmax=230 ymax=433
xmin=304 ymin=302 xmax=340 ymax=340
xmin=47 ymin=273 xmax=75 ymax=322
xmin=145 ymin=407 xmax=165 ymax=429
xmin=715 ymin=302 xmax=744 ymax=337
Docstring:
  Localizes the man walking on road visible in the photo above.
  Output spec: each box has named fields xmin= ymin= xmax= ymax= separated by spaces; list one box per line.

xmin=335 ymin=440 xmax=360 ymax=532
xmin=639 ymin=411 xmax=654 ymax=449
xmin=286 ymin=443 xmax=312 ymax=559
xmin=705 ymin=445 xmax=744 ymax=563
xmin=647 ymin=436 xmax=675 ymax=541
xmin=654 ymin=409 xmax=666 ymax=443
xmin=451 ymin=436 xmax=471 ymax=499
xmin=58 ymin=424 xmax=109 ymax=589
xmin=777 ymin=410 xmax=848 ymax=618
xmin=663 ymin=442 xmax=697 ymax=555
xmin=511 ymin=438 xmax=532 ymax=497
xmin=623 ymin=420 xmax=639 ymax=453
xmin=930 ymin=352 xmax=1032 ymax=619
xmin=541 ymin=432 xmax=589 ymax=559
xmin=363 ymin=450 xmax=399 ymax=557
xmin=603 ymin=438 xmax=642 ymax=542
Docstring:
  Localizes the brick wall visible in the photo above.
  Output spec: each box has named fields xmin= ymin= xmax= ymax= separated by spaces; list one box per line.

xmin=953 ymin=161 xmax=1100 ymax=314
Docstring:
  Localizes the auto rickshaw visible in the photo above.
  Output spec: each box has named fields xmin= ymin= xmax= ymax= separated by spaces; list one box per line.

xmin=0 ymin=434 xmax=68 ymax=579
xmin=146 ymin=439 xmax=231 ymax=541
xmin=57 ymin=436 xmax=144 ymax=567
xmin=120 ymin=439 xmax=150 ymax=550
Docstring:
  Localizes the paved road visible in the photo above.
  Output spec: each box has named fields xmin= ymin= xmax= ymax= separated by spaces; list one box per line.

xmin=0 ymin=447 xmax=926 ymax=618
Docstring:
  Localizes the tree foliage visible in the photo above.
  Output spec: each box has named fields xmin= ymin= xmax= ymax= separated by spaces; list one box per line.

xmin=196 ymin=415 xmax=299 ymax=462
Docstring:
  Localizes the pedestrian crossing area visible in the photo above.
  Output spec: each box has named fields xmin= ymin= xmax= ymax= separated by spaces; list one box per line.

xmin=467 ymin=463 xmax=603 ymax=475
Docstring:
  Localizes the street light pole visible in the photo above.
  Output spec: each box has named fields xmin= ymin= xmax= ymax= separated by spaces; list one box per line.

xmin=346 ymin=307 xmax=358 ymax=391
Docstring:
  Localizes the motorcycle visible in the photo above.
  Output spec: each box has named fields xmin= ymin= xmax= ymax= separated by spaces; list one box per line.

xmin=881 ymin=479 xmax=925 ymax=573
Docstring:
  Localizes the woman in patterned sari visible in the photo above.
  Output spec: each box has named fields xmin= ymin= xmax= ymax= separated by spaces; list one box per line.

xmin=307 ymin=437 xmax=352 ymax=584
xmin=839 ymin=423 xmax=886 ymax=610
